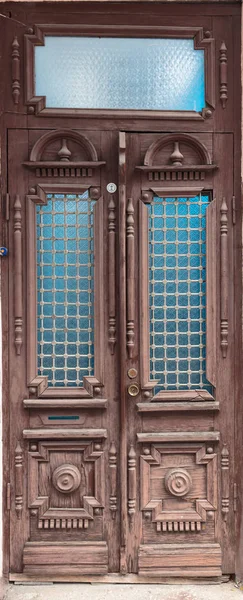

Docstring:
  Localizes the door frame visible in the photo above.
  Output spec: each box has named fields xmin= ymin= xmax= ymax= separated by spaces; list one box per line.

xmin=0 ymin=0 xmax=242 ymax=581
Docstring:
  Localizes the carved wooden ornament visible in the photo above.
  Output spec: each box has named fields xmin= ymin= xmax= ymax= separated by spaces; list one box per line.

xmin=12 ymin=37 xmax=20 ymax=105
xmin=14 ymin=195 xmax=23 ymax=355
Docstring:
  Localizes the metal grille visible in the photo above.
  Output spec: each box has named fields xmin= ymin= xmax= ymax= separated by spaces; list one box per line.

xmin=148 ymin=194 xmax=212 ymax=393
xmin=36 ymin=192 xmax=95 ymax=387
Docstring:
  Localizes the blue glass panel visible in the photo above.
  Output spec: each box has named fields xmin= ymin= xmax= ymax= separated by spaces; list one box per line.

xmin=36 ymin=191 xmax=95 ymax=387
xmin=35 ymin=37 xmax=205 ymax=111
xmin=149 ymin=194 xmax=212 ymax=393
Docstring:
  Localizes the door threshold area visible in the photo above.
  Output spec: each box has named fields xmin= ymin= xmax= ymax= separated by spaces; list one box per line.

xmin=9 ymin=573 xmax=230 ymax=585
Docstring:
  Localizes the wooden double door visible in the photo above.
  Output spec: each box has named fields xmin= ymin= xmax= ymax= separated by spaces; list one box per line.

xmin=6 ymin=124 xmax=238 ymax=581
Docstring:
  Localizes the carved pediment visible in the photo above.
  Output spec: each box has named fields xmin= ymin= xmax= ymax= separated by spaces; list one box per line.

xmin=23 ymin=129 xmax=105 ymax=177
xmin=136 ymin=133 xmax=217 ymax=182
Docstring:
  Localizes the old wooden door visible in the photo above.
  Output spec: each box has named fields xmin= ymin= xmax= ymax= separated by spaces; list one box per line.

xmin=1 ymin=1 xmax=241 ymax=583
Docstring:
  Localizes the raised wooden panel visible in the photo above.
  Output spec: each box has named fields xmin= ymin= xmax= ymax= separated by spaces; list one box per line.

xmin=27 ymin=440 xmax=105 ymax=531
xmin=138 ymin=544 xmax=222 ymax=577
xmin=23 ymin=542 xmax=108 ymax=574
xmin=139 ymin=443 xmax=218 ymax=535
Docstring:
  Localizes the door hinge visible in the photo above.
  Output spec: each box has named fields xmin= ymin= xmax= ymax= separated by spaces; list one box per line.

xmin=7 ymin=483 xmax=11 ymax=510
xmin=232 ymin=196 xmax=236 ymax=225
xmin=234 ymin=483 xmax=237 ymax=512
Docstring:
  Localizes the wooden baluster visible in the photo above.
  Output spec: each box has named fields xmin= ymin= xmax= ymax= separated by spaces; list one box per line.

xmin=108 ymin=195 xmax=116 ymax=353
xmin=221 ymin=444 xmax=229 ymax=520
xmin=128 ymin=445 xmax=136 ymax=522
xmin=220 ymin=42 xmax=228 ymax=109
xmin=220 ymin=198 xmax=228 ymax=358
xmin=126 ymin=198 xmax=135 ymax=358
xmin=109 ymin=442 xmax=117 ymax=518
xmin=14 ymin=195 xmax=23 ymax=355
xmin=15 ymin=442 xmax=23 ymax=519
xmin=11 ymin=37 xmax=20 ymax=105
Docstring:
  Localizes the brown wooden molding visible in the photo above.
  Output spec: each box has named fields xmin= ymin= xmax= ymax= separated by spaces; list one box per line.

xmin=137 ymin=432 xmax=220 ymax=443
xmin=219 ymin=42 xmax=228 ymax=109
xmin=15 ymin=442 xmax=23 ymax=519
xmin=24 ymin=25 xmax=214 ymax=118
xmin=220 ymin=198 xmax=228 ymax=358
xmin=23 ymin=428 xmax=107 ymax=439
xmin=139 ymin=200 xmax=159 ymax=397
xmin=23 ymin=398 xmax=107 ymax=409
xmin=128 ymin=445 xmax=136 ymax=522
xmin=221 ymin=444 xmax=229 ymax=520
xmin=136 ymin=401 xmax=219 ymax=412
xmin=206 ymin=198 xmax=217 ymax=387
xmin=108 ymin=195 xmax=116 ymax=354
xmin=11 ymin=36 xmax=20 ymax=105
xmin=109 ymin=442 xmax=117 ymax=518
xmin=126 ymin=198 xmax=135 ymax=358
xmin=14 ymin=196 xmax=23 ymax=355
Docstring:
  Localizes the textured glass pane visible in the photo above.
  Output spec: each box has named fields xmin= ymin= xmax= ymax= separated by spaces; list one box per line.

xmin=35 ymin=37 xmax=205 ymax=111
xmin=37 ymin=192 xmax=95 ymax=387
xmin=149 ymin=194 xmax=212 ymax=393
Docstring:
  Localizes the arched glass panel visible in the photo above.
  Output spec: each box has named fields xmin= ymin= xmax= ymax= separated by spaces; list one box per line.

xmin=148 ymin=193 xmax=212 ymax=393
xmin=35 ymin=37 xmax=205 ymax=111
xmin=36 ymin=191 xmax=95 ymax=387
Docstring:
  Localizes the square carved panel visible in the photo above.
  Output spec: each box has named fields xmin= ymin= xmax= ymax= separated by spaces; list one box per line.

xmin=140 ymin=442 xmax=217 ymax=533
xmin=28 ymin=440 xmax=105 ymax=530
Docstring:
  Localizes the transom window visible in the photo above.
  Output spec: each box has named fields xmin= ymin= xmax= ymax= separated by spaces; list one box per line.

xmin=35 ymin=37 xmax=205 ymax=111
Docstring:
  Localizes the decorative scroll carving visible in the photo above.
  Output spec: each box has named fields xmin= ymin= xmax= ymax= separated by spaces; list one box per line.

xmin=220 ymin=42 xmax=228 ymax=109
xmin=108 ymin=196 xmax=116 ymax=353
xmin=15 ymin=442 xmax=23 ymax=519
xmin=52 ymin=464 xmax=81 ymax=494
xmin=220 ymin=198 xmax=228 ymax=358
xmin=165 ymin=468 xmax=192 ymax=498
xmin=109 ymin=442 xmax=117 ymax=518
xmin=14 ymin=195 xmax=23 ymax=355
xmin=126 ymin=198 xmax=135 ymax=358
xmin=128 ymin=445 xmax=136 ymax=522
xmin=221 ymin=444 xmax=229 ymax=520
xmin=12 ymin=37 xmax=20 ymax=105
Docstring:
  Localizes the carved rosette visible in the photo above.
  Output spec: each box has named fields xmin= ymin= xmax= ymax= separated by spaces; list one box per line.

xmin=165 ymin=468 xmax=192 ymax=498
xmin=52 ymin=464 xmax=81 ymax=494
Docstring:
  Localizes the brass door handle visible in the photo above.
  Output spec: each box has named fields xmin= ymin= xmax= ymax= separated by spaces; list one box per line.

xmin=128 ymin=383 xmax=139 ymax=397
